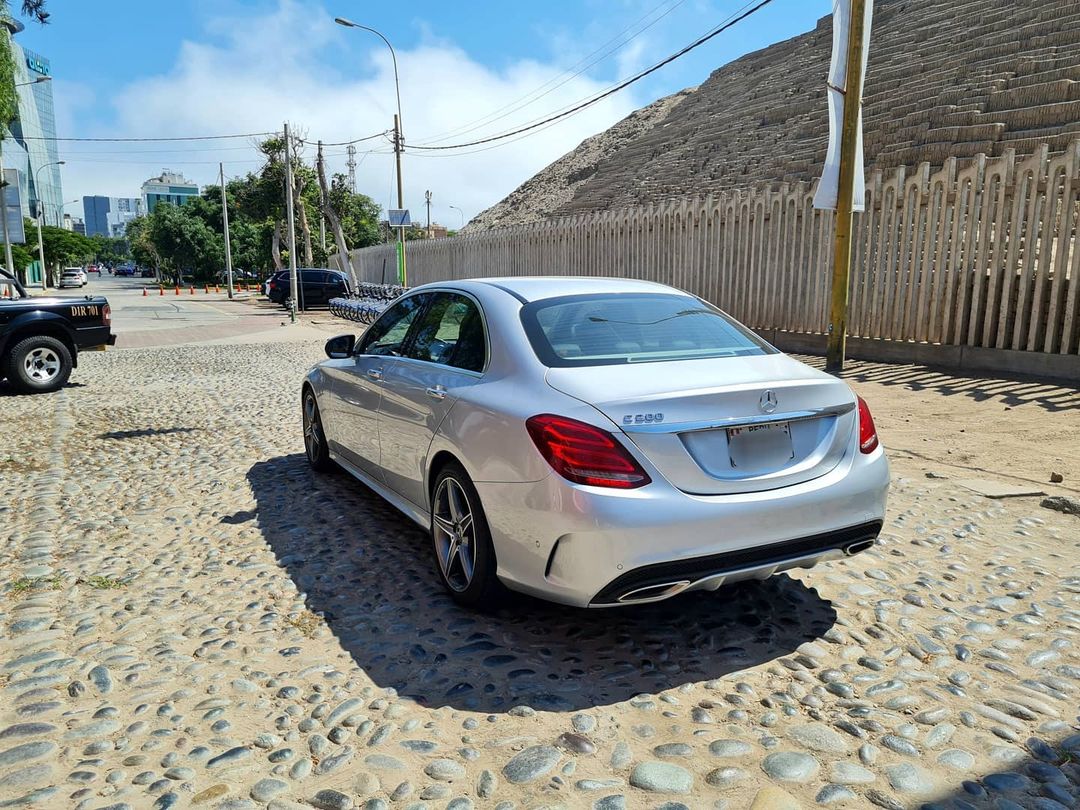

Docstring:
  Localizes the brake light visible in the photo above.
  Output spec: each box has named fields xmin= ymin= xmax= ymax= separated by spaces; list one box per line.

xmin=269 ymin=280 xmax=278 ymax=289
xmin=526 ymin=414 xmax=651 ymax=489
xmin=102 ymin=304 xmax=111 ymax=326
xmin=857 ymin=396 xmax=878 ymax=454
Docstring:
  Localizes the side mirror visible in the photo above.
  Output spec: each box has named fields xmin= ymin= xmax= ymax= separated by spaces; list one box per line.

xmin=325 ymin=334 xmax=356 ymax=359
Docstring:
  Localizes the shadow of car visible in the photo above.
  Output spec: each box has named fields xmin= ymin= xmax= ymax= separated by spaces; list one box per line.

xmin=242 ymin=452 xmax=839 ymax=713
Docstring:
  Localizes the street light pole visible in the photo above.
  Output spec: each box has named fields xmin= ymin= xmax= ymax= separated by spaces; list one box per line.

xmin=334 ymin=16 xmax=407 ymax=284
xmin=219 ymin=162 xmax=234 ymax=300
xmin=35 ymin=160 xmax=64 ymax=290
xmin=449 ymin=205 xmax=464 ymax=231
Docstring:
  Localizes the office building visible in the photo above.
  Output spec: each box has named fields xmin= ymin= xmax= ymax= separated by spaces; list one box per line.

xmin=1 ymin=20 xmax=63 ymax=228
xmin=84 ymin=196 xmax=144 ymax=237
xmin=141 ymin=170 xmax=199 ymax=212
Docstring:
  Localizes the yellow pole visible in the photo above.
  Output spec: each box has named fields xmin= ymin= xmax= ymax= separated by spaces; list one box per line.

xmin=825 ymin=0 xmax=868 ymax=373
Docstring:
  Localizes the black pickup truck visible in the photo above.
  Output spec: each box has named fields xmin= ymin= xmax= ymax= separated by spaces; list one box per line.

xmin=0 ymin=269 xmax=115 ymax=393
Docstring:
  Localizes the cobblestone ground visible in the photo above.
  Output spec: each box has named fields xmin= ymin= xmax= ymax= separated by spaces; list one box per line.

xmin=1 ymin=342 xmax=1078 ymax=810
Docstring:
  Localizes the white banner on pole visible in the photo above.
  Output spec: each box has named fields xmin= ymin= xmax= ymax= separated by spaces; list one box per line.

xmin=813 ymin=0 xmax=874 ymax=211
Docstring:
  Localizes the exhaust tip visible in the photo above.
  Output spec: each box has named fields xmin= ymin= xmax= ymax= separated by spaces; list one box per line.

xmin=617 ymin=580 xmax=692 ymax=603
xmin=844 ymin=539 xmax=876 ymax=556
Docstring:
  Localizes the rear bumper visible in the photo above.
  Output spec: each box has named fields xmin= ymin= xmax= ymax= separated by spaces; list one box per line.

xmin=475 ymin=447 xmax=889 ymax=608
xmin=75 ymin=326 xmax=116 ymax=350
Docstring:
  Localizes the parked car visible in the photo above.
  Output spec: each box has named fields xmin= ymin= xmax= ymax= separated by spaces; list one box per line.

xmin=0 ymin=268 xmax=115 ymax=393
xmin=271 ymin=268 xmax=350 ymax=308
xmin=300 ymin=278 xmax=890 ymax=609
xmin=265 ymin=270 xmax=289 ymax=301
xmin=59 ymin=267 xmax=87 ymax=288
xmin=114 ymin=265 xmax=136 ymax=277
xmin=140 ymin=268 xmax=156 ymax=278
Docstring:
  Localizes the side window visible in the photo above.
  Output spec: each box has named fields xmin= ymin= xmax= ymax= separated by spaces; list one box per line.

xmin=406 ymin=293 xmax=486 ymax=372
xmin=355 ymin=294 xmax=428 ymax=356
xmin=301 ymin=270 xmax=322 ymax=283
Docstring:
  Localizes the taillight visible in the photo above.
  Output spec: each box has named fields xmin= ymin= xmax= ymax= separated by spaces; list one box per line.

xmin=269 ymin=281 xmax=278 ymax=289
xmin=526 ymin=414 xmax=651 ymax=489
xmin=857 ymin=396 xmax=879 ymax=454
xmin=102 ymin=304 xmax=111 ymax=326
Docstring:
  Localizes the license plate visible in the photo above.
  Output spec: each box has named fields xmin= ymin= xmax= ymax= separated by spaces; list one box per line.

xmin=727 ymin=421 xmax=793 ymax=468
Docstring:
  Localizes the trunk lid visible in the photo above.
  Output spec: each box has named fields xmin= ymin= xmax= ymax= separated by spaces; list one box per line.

xmin=545 ymin=354 xmax=856 ymax=495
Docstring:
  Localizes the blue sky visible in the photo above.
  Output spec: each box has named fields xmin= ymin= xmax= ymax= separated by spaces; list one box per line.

xmin=15 ymin=0 xmax=832 ymax=223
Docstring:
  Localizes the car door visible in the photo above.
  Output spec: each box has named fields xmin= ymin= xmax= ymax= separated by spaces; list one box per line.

xmin=377 ymin=292 xmax=487 ymax=508
xmin=325 ymin=293 xmax=429 ymax=475
xmin=298 ymin=270 xmax=318 ymax=307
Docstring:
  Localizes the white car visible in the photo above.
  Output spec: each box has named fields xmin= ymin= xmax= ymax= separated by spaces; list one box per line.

xmin=302 ymin=278 xmax=890 ymax=609
xmin=59 ymin=268 xmax=87 ymax=288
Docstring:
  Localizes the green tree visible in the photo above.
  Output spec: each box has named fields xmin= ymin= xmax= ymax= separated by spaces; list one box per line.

xmin=0 ymin=2 xmax=51 ymax=129
xmin=35 ymin=222 xmax=94 ymax=285
xmin=146 ymin=201 xmax=223 ymax=284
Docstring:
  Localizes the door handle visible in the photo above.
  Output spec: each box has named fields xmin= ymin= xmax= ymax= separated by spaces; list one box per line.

xmin=366 ymin=368 xmax=383 ymax=382
xmin=425 ymin=386 xmax=447 ymax=400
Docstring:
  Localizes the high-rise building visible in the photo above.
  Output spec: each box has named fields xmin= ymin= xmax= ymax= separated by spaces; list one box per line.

xmin=2 ymin=19 xmax=63 ymax=228
xmin=83 ymin=196 xmax=144 ymax=237
xmin=141 ymin=170 xmax=199 ymax=212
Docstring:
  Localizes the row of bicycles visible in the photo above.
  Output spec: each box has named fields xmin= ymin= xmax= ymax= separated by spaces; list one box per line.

xmin=328 ymin=283 xmax=410 ymax=325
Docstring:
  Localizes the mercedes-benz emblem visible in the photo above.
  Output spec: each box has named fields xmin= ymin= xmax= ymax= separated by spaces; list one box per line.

xmin=759 ymin=390 xmax=778 ymax=414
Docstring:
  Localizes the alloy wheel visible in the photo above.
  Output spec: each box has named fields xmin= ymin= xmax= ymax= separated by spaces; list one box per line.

xmin=303 ymin=394 xmax=322 ymax=461
xmin=24 ymin=348 xmax=61 ymax=382
xmin=432 ymin=477 xmax=476 ymax=591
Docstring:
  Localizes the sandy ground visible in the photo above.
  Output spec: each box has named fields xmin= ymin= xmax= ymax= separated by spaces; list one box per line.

xmin=820 ymin=357 xmax=1080 ymax=497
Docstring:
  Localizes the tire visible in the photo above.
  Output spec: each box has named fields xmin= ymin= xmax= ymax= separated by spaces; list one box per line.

xmin=430 ymin=462 xmax=503 ymax=609
xmin=302 ymin=389 xmax=336 ymax=472
xmin=6 ymin=335 xmax=73 ymax=394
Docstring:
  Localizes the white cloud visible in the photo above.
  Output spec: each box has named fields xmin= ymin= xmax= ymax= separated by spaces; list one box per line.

xmin=57 ymin=0 xmax=642 ymax=228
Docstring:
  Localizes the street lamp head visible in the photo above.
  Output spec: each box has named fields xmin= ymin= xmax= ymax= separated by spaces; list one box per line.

xmin=334 ymin=17 xmax=358 ymax=28
xmin=35 ymin=76 xmax=50 ymax=84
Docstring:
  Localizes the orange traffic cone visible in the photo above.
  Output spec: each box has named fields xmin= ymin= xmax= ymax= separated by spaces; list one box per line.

xmin=189 ymin=286 xmax=195 ymax=295
xmin=142 ymin=287 xmax=147 ymax=297
xmin=204 ymin=285 xmax=209 ymax=294
xmin=174 ymin=286 xmax=180 ymax=295
xmin=159 ymin=286 xmax=164 ymax=296
xmin=215 ymin=285 xmax=220 ymax=294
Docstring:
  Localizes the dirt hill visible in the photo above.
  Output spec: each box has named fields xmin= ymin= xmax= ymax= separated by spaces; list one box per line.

xmin=468 ymin=0 xmax=1080 ymax=231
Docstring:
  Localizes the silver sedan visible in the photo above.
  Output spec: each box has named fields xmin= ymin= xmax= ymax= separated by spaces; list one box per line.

xmin=301 ymin=278 xmax=889 ymax=609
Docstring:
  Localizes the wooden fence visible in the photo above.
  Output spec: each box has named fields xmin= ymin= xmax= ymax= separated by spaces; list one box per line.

xmin=338 ymin=140 xmax=1080 ymax=376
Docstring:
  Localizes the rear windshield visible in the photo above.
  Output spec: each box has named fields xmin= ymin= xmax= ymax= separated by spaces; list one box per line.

xmin=521 ymin=292 xmax=775 ymax=367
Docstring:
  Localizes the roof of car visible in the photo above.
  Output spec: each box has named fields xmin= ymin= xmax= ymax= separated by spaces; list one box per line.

xmin=442 ymin=276 xmax=676 ymax=303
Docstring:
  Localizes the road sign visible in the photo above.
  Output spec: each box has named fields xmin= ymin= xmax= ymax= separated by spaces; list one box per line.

xmin=388 ymin=209 xmax=410 ymax=227
xmin=2 ymin=168 xmax=25 ymax=244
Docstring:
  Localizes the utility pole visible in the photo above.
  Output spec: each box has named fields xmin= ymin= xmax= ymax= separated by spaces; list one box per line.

xmin=825 ymin=0 xmax=869 ymax=373
xmin=425 ymin=190 xmax=432 ymax=238
xmin=35 ymin=202 xmax=46 ymax=291
xmin=317 ymin=141 xmax=327 ymax=256
xmin=0 ymin=150 xmax=13 ymax=285
xmin=394 ymin=114 xmax=406 ymax=285
xmin=219 ymin=162 xmax=234 ymax=300
xmin=346 ymin=144 xmax=357 ymax=193
xmin=284 ymin=122 xmax=299 ymax=323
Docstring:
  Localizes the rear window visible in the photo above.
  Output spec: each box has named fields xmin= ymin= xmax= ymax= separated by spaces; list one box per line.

xmin=520 ymin=292 xmax=774 ymax=367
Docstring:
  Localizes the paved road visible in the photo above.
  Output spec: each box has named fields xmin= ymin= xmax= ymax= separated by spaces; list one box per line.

xmin=1 ymin=340 xmax=1078 ymax=810
xmin=51 ymin=274 xmax=341 ymax=348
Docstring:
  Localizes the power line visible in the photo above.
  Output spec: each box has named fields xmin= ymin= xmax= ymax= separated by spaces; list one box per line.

xmin=407 ymin=0 xmax=775 ymax=152
xmin=301 ymin=131 xmax=390 ymax=147
xmin=13 ymin=130 xmax=280 ymax=143
xmin=413 ymin=0 xmax=691 ymax=146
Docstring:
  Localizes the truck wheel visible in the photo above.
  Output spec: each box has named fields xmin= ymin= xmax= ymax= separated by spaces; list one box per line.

xmin=6 ymin=335 xmax=73 ymax=394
